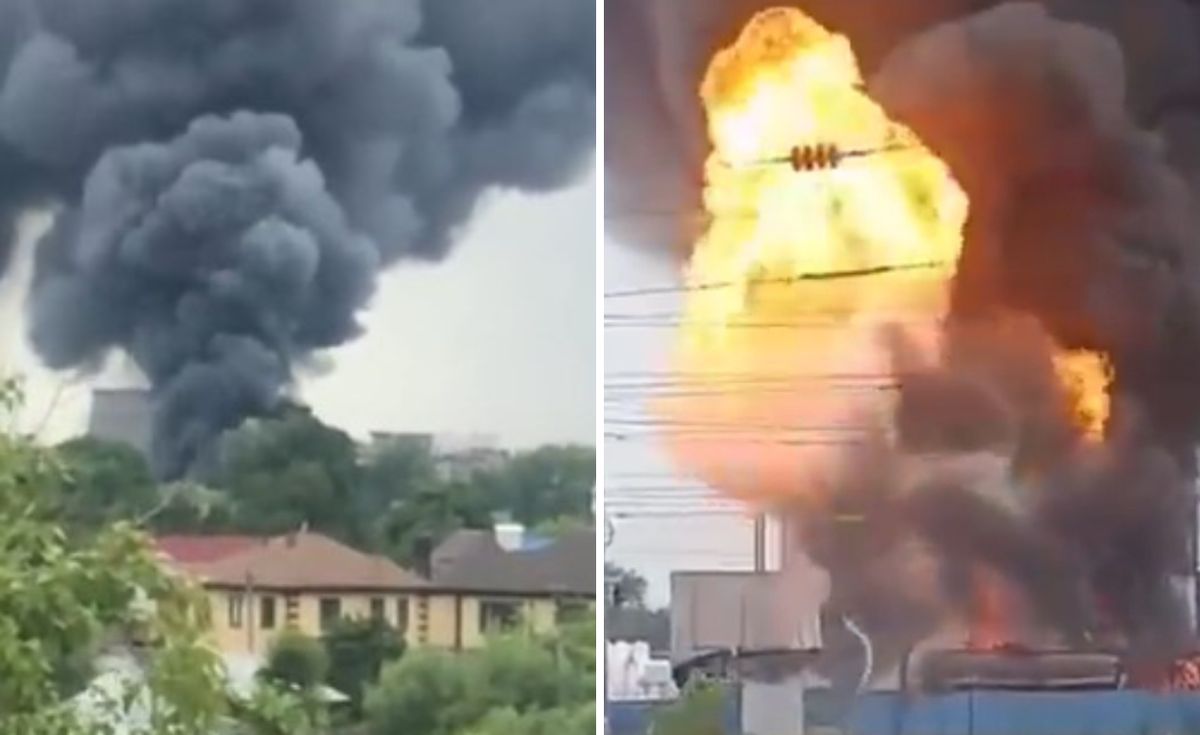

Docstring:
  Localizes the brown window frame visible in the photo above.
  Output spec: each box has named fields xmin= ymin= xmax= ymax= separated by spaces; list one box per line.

xmin=260 ymin=596 xmax=277 ymax=630
xmin=319 ymin=596 xmax=342 ymax=631
xmin=479 ymin=599 xmax=521 ymax=635
xmin=396 ymin=596 xmax=410 ymax=633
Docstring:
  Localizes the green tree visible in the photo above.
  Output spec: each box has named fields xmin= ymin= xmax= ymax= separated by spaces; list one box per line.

xmin=322 ymin=616 xmax=405 ymax=716
xmin=364 ymin=619 xmax=594 ymax=735
xmin=0 ymin=377 xmax=315 ymax=734
xmin=53 ymin=436 xmax=159 ymax=531
xmin=651 ymin=681 xmax=729 ymax=735
xmin=379 ymin=481 xmax=494 ymax=565
xmin=360 ymin=439 xmax=441 ymax=518
xmin=263 ymin=630 xmax=329 ymax=690
xmin=605 ymin=562 xmax=648 ymax=608
xmin=461 ymin=703 xmax=593 ymax=735
xmin=482 ymin=446 xmax=594 ymax=527
xmin=218 ymin=404 xmax=363 ymax=543
xmin=364 ymin=647 xmax=471 ymax=735
xmin=533 ymin=514 xmax=591 ymax=540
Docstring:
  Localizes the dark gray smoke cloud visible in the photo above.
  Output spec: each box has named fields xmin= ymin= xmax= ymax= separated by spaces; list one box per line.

xmin=609 ymin=0 xmax=1200 ymax=669
xmin=872 ymin=3 xmax=1200 ymax=658
xmin=1 ymin=0 xmax=594 ymax=476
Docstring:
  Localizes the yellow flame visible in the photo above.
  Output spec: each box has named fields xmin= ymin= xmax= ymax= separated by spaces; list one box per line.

xmin=656 ymin=8 xmax=969 ymax=501
xmin=687 ymin=7 xmax=968 ymax=331
xmin=1052 ymin=349 xmax=1112 ymax=442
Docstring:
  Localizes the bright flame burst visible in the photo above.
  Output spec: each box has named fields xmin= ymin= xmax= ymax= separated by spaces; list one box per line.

xmin=688 ymin=8 xmax=968 ymax=328
xmin=657 ymin=8 xmax=969 ymax=500
xmin=1052 ymin=350 xmax=1112 ymax=441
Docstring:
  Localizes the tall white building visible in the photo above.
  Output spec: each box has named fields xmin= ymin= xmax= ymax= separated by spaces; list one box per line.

xmin=364 ymin=431 xmax=509 ymax=480
xmin=87 ymin=388 xmax=153 ymax=457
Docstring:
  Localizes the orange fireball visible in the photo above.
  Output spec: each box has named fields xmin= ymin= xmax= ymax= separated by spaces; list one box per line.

xmin=657 ymin=8 xmax=969 ymax=501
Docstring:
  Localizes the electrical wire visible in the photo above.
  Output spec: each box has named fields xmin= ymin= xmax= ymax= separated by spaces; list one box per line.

xmin=603 ymin=259 xmax=950 ymax=300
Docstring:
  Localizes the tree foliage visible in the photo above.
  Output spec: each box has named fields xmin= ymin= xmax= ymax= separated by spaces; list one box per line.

xmin=322 ymin=616 xmax=405 ymax=716
xmin=263 ymin=629 xmax=329 ymax=691
xmin=533 ymin=514 xmax=591 ymax=540
xmin=378 ymin=480 xmax=494 ymax=565
xmin=481 ymin=446 xmax=594 ymax=527
xmin=66 ymin=403 xmax=597 ymax=573
xmin=53 ymin=436 xmax=159 ymax=530
xmin=359 ymin=439 xmax=442 ymax=520
xmin=605 ymin=562 xmax=648 ymax=608
xmin=0 ymin=380 xmax=243 ymax=732
xmin=0 ymin=378 xmax=318 ymax=734
xmin=364 ymin=618 xmax=594 ymax=735
xmin=217 ymin=405 xmax=363 ymax=543
xmin=651 ymin=681 xmax=730 ymax=735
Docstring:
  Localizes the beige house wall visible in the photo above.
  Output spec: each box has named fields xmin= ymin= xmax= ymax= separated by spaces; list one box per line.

xmin=202 ymin=586 xmax=582 ymax=656
xmin=206 ymin=588 xmax=420 ymax=657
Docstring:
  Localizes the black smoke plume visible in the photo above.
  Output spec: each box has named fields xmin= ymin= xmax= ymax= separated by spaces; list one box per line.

xmin=609 ymin=0 xmax=1200 ymax=670
xmin=0 ymin=0 xmax=594 ymax=477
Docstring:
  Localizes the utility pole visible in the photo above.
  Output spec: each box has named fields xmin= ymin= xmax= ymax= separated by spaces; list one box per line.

xmin=753 ymin=513 xmax=766 ymax=573
xmin=245 ymin=572 xmax=255 ymax=655
xmin=603 ymin=515 xmax=614 ymax=726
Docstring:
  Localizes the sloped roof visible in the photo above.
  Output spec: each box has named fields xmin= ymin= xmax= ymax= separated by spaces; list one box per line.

xmin=429 ymin=528 xmax=595 ymax=596
xmin=158 ymin=532 xmax=427 ymax=591
xmin=155 ymin=535 xmax=259 ymax=564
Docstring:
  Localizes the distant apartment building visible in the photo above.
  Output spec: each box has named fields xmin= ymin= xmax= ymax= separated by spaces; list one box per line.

xmin=87 ymin=388 xmax=154 ymax=457
xmin=365 ymin=431 xmax=509 ymax=480
xmin=155 ymin=525 xmax=594 ymax=657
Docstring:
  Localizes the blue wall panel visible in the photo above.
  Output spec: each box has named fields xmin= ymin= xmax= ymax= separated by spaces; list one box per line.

xmin=850 ymin=691 xmax=1200 ymax=735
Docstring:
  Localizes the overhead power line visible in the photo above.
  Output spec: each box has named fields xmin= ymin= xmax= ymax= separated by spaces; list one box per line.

xmin=603 ymin=259 xmax=949 ymax=300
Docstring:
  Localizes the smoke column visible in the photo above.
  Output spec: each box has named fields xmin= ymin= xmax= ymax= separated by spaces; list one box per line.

xmin=0 ymin=0 xmax=594 ymax=477
xmin=609 ymin=0 xmax=1200 ymax=671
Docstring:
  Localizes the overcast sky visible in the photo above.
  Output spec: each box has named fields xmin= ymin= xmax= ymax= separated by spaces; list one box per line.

xmin=604 ymin=238 xmax=763 ymax=608
xmin=0 ymin=171 xmax=596 ymax=451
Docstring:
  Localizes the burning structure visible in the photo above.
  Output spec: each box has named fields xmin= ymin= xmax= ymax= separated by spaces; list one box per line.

xmin=0 ymin=0 xmax=594 ymax=478
xmin=608 ymin=0 xmax=1200 ymax=688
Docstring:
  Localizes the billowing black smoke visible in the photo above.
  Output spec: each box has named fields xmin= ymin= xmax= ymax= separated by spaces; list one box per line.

xmin=609 ymin=0 xmax=1200 ymax=671
xmin=0 ymin=0 xmax=594 ymax=476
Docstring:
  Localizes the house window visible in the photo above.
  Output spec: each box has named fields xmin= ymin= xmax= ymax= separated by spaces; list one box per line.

xmin=556 ymin=598 xmax=589 ymax=624
xmin=479 ymin=600 xmax=521 ymax=634
xmin=228 ymin=594 xmax=244 ymax=629
xmin=284 ymin=595 xmax=300 ymax=626
xmin=396 ymin=597 xmax=410 ymax=634
xmin=416 ymin=596 xmax=429 ymax=644
xmin=370 ymin=597 xmax=386 ymax=622
xmin=319 ymin=597 xmax=342 ymax=630
xmin=260 ymin=596 xmax=276 ymax=630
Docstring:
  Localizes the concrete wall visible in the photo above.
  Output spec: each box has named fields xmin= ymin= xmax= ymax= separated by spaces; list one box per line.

xmin=670 ymin=567 xmax=825 ymax=663
xmin=742 ymin=674 xmax=806 ymax=735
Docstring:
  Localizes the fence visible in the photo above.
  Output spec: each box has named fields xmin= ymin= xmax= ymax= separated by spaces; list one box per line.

xmin=849 ymin=690 xmax=1200 ymax=735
